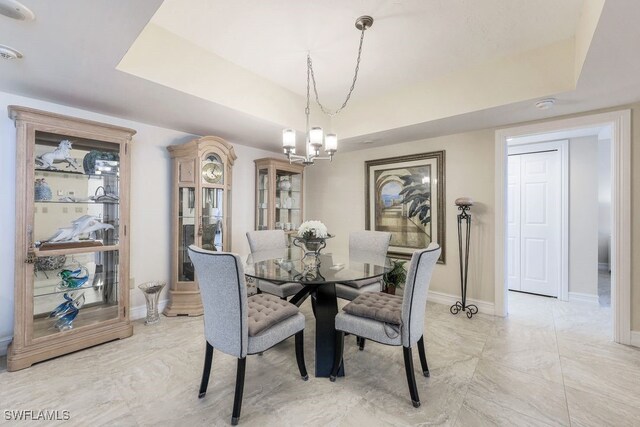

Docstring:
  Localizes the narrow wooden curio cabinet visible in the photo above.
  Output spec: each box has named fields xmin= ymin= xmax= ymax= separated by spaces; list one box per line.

xmin=254 ymin=158 xmax=304 ymax=241
xmin=7 ymin=106 xmax=135 ymax=371
xmin=164 ymin=136 xmax=236 ymax=316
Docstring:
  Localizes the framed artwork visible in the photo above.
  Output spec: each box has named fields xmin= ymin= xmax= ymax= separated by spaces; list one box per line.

xmin=365 ymin=151 xmax=445 ymax=263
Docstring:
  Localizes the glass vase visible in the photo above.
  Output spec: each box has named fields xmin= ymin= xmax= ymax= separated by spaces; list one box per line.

xmin=138 ymin=281 xmax=166 ymax=325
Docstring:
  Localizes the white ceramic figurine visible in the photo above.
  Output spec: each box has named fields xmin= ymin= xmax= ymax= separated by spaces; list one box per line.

xmin=35 ymin=140 xmax=79 ymax=170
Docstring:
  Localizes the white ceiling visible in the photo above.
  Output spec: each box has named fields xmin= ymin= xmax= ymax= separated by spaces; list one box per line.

xmin=1 ymin=0 xmax=640 ymax=153
xmin=152 ymin=0 xmax=584 ymax=105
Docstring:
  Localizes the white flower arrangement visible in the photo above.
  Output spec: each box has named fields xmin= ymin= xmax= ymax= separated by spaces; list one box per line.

xmin=297 ymin=220 xmax=329 ymax=239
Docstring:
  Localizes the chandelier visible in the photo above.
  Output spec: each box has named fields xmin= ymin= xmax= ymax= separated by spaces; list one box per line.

xmin=283 ymin=15 xmax=374 ymax=165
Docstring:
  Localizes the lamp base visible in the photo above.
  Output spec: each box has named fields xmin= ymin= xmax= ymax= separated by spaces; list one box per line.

xmin=450 ymin=301 xmax=479 ymax=319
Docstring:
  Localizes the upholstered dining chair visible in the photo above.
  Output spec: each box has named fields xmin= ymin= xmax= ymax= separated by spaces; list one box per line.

xmin=329 ymin=243 xmax=441 ymax=408
xmin=336 ymin=230 xmax=391 ymax=350
xmin=336 ymin=230 xmax=391 ymax=301
xmin=188 ymin=245 xmax=308 ymax=425
xmin=246 ymin=230 xmax=303 ymax=299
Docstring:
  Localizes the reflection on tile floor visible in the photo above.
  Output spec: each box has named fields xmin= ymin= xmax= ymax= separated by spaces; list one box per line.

xmin=1 ymin=291 xmax=639 ymax=426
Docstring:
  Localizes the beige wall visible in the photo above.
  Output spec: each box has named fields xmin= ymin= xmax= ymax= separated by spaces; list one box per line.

xmin=568 ymin=136 xmax=599 ymax=296
xmin=305 ymin=130 xmax=496 ymax=304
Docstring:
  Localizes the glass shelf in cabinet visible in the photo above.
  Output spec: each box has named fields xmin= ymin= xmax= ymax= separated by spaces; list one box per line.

xmin=33 ymin=277 xmax=120 ymax=297
xmin=33 ymin=303 xmax=119 ymax=339
xmin=35 ymin=200 xmax=119 ymax=205
xmin=35 ymin=169 xmax=120 ymax=181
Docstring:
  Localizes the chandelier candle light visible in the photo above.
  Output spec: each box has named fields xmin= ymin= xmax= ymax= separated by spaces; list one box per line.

xmin=282 ymin=15 xmax=374 ymax=165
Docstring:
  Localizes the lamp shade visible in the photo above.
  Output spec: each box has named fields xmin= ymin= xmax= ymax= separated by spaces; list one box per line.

xmin=325 ymin=134 xmax=337 ymax=152
xmin=282 ymin=129 xmax=296 ymax=149
xmin=309 ymin=127 xmax=323 ymax=148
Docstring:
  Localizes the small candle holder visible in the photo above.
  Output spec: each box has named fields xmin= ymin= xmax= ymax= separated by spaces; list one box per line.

xmin=138 ymin=281 xmax=166 ymax=325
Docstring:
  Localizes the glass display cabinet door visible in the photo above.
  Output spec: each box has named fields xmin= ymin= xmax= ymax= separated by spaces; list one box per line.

xmin=202 ymin=188 xmax=224 ymax=251
xmin=257 ymin=168 xmax=269 ymax=230
xmin=32 ymin=130 xmax=123 ymax=336
xmin=178 ymin=187 xmax=196 ymax=281
xmin=275 ymin=171 xmax=302 ymax=232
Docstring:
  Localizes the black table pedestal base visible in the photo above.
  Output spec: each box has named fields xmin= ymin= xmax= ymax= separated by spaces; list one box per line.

xmin=289 ymin=283 xmax=344 ymax=378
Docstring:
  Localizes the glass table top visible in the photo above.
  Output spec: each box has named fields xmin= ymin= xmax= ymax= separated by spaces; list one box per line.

xmin=244 ymin=248 xmax=392 ymax=284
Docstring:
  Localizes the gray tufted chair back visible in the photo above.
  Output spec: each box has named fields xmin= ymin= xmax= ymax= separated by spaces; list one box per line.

xmin=349 ymin=231 xmax=391 ymax=255
xmin=246 ymin=230 xmax=287 ymax=253
xmin=401 ymin=243 xmax=441 ymax=347
xmin=188 ymin=245 xmax=248 ymax=358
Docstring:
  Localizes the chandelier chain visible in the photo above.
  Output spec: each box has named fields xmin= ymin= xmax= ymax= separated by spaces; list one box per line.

xmin=307 ymin=26 xmax=366 ymax=117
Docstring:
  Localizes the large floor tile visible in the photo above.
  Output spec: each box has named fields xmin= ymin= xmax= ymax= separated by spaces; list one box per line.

xmin=560 ymin=354 xmax=640 ymax=410
xmin=565 ymin=386 xmax=640 ymax=427
xmin=465 ymin=359 xmax=570 ymax=426
xmin=456 ymin=390 xmax=557 ymax=427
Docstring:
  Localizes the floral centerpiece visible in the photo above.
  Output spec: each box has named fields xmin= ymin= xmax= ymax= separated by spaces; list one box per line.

xmin=294 ymin=220 xmax=332 ymax=257
xmin=297 ymin=220 xmax=329 ymax=239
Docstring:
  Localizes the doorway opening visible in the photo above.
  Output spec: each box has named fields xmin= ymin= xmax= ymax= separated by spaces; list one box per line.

xmin=495 ymin=110 xmax=631 ymax=344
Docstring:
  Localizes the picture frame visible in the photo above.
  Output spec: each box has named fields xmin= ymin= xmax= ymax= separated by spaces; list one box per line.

xmin=365 ymin=151 xmax=445 ymax=263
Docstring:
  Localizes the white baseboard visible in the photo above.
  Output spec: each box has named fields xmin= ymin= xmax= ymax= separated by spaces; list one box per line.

xmin=130 ymin=299 xmax=169 ymax=321
xmin=598 ymin=263 xmax=610 ymax=272
xmin=0 ymin=335 xmax=12 ymax=357
xmin=631 ymin=331 xmax=640 ymax=348
xmin=428 ymin=290 xmax=495 ymax=316
xmin=568 ymin=292 xmax=599 ymax=305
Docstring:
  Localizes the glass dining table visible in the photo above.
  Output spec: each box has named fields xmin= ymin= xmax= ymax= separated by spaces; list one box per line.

xmin=245 ymin=248 xmax=392 ymax=377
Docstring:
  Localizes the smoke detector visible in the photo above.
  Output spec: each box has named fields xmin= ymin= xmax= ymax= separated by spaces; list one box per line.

xmin=535 ymin=98 xmax=556 ymax=110
xmin=0 ymin=0 xmax=35 ymax=20
xmin=0 ymin=44 xmax=23 ymax=60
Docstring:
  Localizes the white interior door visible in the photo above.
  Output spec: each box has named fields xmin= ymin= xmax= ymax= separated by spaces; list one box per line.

xmin=507 ymin=149 xmax=561 ymax=297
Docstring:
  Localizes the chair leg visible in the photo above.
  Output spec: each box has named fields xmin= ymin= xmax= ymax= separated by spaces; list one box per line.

xmin=357 ymin=336 xmax=366 ymax=351
xmin=295 ymin=330 xmax=309 ymax=381
xmin=402 ymin=346 xmax=421 ymax=408
xmin=198 ymin=341 xmax=214 ymax=398
xmin=231 ymin=357 xmax=247 ymax=426
xmin=329 ymin=331 xmax=344 ymax=382
xmin=417 ymin=335 xmax=430 ymax=377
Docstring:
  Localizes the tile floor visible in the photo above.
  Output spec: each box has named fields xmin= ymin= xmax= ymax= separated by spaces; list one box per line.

xmin=1 ymin=292 xmax=639 ymax=426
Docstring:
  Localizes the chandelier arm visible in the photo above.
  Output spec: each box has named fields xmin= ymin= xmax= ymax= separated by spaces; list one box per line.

xmin=308 ymin=26 xmax=367 ymax=117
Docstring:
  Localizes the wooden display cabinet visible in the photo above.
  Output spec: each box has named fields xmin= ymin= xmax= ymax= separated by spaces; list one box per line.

xmin=7 ymin=106 xmax=135 ymax=371
xmin=254 ymin=158 xmax=304 ymax=240
xmin=164 ymin=136 xmax=236 ymax=316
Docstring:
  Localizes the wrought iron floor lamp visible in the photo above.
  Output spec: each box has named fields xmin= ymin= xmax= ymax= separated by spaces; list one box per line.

xmin=450 ymin=197 xmax=478 ymax=318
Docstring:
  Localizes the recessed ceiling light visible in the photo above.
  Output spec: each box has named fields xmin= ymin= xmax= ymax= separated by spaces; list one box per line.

xmin=535 ymin=98 xmax=556 ymax=110
xmin=0 ymin=44 xmax=23 ymax=60
xmin=0 ymin=0 xmax=35 ymax=20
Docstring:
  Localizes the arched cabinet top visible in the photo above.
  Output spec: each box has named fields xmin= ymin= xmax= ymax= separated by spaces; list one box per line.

xmin=167 ymin=135 xmax=237 ymax=165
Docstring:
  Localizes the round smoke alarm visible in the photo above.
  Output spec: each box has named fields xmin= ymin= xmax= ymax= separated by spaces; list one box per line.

xmin=0 ymin=44 xmax=23 ymax=60
xmin=535 ymin=98 xmax=556 ymax=110
xmin=0 ymin=0 xmax=35 ymax=20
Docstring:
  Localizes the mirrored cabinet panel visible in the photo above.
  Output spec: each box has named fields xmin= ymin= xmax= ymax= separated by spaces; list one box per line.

xmin=7 ymin=106 xmax=135 ymax=371
xmin=165 ymin=136 xmax=236 ymax=316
